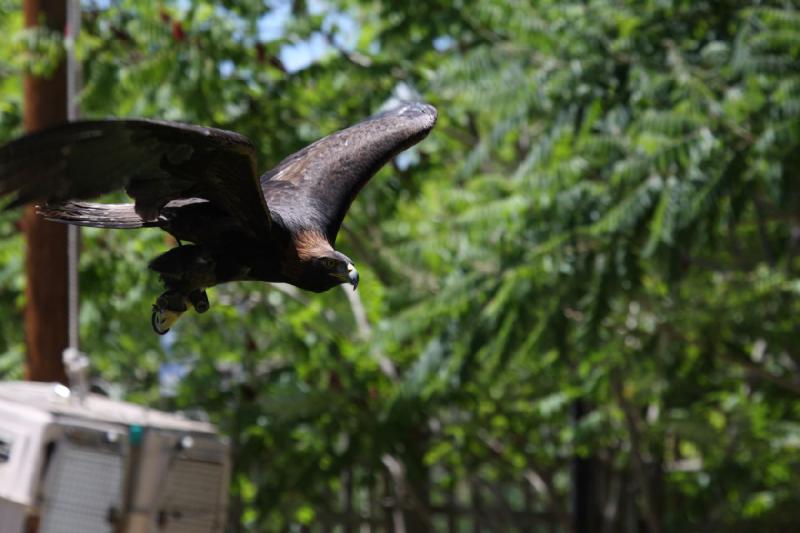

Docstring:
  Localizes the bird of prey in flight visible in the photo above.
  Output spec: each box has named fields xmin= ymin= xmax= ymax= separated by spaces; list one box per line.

xmin=0 ymin=102 xmax=437 ymax=334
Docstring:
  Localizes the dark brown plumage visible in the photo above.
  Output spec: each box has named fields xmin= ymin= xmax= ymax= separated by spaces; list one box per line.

xmin=0 ymin=102 xmax=437 ymax=333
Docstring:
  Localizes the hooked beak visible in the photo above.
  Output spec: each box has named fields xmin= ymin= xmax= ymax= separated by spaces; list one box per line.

xmin=347 ymin=263 xmax=359 ymax=291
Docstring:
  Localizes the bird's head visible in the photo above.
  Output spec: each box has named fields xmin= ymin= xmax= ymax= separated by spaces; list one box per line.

xmin=291 ymin=230 xmax=359 ymax=292
xmin=313 ymin=250 xmax=359 ymax=291
xmin=293 ymin=250 xmax=359 ymax=293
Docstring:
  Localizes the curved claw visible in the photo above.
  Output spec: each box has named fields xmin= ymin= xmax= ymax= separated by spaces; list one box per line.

xmin=152 ymin=306 xmax=169 ymax=335
xmin=151 ymin=305 xmax=185 ymax=335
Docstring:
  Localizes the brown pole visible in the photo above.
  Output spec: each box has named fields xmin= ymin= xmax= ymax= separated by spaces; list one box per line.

xmin=21 ymin=0 xmax=68 ymax=384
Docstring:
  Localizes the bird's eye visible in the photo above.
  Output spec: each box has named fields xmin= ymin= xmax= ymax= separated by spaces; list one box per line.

xmin=322 ymin=258 xmax=338 ymax=269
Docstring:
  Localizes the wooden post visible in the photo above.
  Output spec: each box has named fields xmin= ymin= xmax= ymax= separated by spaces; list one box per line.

xmin=21 ymin=0 xmax=69 ymax=385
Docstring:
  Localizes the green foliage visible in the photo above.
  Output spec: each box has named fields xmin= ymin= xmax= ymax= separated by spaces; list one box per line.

xmin=0 ymin=0 xmax=23 ymax=378
xmin=1 ymin=0 xmax=800 ymax=530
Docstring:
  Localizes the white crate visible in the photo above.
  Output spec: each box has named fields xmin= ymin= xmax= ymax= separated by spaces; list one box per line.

xmin=0 ymin=381 xmax=229 ymax=533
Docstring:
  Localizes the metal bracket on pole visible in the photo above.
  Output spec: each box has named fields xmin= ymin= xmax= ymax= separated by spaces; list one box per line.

xmin=63 ymin=346 xmax=89 ymax=403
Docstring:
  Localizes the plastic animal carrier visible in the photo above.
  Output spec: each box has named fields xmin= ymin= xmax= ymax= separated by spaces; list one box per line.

xmin=0 ymin=381 xmax=229 ymax=533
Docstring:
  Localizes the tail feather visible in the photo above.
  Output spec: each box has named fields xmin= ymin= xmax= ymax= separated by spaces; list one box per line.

xmin=37 ymin=201 xmax=158 ymax=229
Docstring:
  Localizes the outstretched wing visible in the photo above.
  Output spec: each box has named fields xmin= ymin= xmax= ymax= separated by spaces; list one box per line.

xmin=262 ymin=102 xmax=437 ymax=242
xmin=0 ymin=119 xmax=272 ymax=240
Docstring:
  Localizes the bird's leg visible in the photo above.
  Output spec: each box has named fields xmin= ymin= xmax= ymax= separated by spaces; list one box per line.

xmin=151 ymin=284 xmax=215 ymax=334
xmin=148 ymin=245 xmax=217 ymax=334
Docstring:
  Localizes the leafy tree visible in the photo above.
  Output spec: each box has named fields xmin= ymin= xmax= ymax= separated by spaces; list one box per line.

xmin=1 ymin=0 xmax=799 ymax=531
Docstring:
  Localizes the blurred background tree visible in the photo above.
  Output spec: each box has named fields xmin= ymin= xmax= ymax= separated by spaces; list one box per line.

xmin=1 ymin=0 xmax=799 ymax=531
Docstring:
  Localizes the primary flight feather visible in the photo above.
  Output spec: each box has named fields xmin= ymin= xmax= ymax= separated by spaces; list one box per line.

xmin=0 ymin=102 xmax=437 ymax=333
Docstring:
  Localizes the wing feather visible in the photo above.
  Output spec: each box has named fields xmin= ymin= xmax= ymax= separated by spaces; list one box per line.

xmin=0 ymin=119 xmax=271 ymax=240
xmin=261 ymin=102 xmax=437 ymax=242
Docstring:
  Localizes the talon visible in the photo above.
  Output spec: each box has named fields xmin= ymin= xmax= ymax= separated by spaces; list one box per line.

xmin=152 ymin=305 xmax=177 ymax=335
xmin=151 ymin=290 xmax=188 ymax=334
xmin=188 ymin=289 xmax=210 ymax=314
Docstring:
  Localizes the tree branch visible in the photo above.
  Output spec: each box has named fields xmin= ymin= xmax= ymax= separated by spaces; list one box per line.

xmin=611 ymin=371 xmax=663 ymax=533
xmin=720 ymin=351 xmax=800 ymax=395
xmin=340 ymin=284 xmax=398 ymax=380
xmin=753 ymin=195 xmax=775 ymax=266
xmin=322 ymin=31 xmax=373 ymax=68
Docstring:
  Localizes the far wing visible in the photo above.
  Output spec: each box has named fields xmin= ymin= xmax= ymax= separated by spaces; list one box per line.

xmin=262 ymin=102 xmax=437 ymax=242
xmin=0 ymin=119 xmax=272 ymax=240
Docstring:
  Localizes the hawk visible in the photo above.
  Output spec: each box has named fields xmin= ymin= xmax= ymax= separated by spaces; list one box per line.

xmin=0 ymin=102 xmax=437 ymax=333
